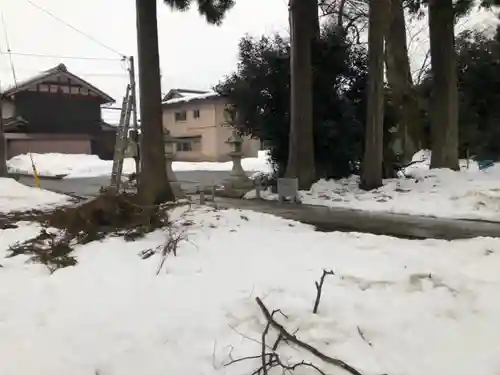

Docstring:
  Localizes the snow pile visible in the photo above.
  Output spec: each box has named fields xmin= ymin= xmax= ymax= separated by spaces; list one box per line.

xmin=402 ymin=149 xmax=482 ymax=178
xmin=173 ymin=150 xmax=272 ymax=173
xmin=246 ymin=150 xmax=500 ymax=221
xmin=7 ymin=150 xmax=272 ymax=178
xmin=7 ymin=153 xmax=136 ymax=178
xmin=248 ymin=169 xmax=500 ymax=221
xmin=1 ymin=208 xmax=500 ymax=375
xmin=0 ymin=177 xmax=70 ymax=213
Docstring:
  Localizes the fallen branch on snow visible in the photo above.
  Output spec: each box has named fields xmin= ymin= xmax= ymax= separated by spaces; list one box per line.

xmin=256 ymin=297 xmax=364 ymax=375
xmin=225 ymin=295 xmax=364 ymax=375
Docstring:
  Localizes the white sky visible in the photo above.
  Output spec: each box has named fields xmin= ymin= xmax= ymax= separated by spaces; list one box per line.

xmin=0 ymin=0 xmax=289 ymax=123
xmin=0 ymin=0 xmax=497 ymax=124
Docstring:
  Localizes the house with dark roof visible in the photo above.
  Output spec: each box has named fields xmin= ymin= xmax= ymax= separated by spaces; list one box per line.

xmin=1 ymin=63 xmax=116 ymax=159
xmin=162 ymin=88 xmax=260 ymax=162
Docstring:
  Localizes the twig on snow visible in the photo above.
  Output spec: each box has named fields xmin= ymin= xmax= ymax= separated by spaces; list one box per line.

xmin=272 ymin=355 xmax=327 ymax=375
xmin=272 ymin=333 xmax=283 ymax=351
xmin=156 ymin=225 xmax=188 ymax=275
xmin=225 ymin=353 xmax=273 ymax=367
xmin=357 ymin=326 xmax=373 ymax=347
xmin=261 ymin=308 xmax=287 ymax=375
xmin=313 ymin=269 xmax=335 ymax=314
xmin=228 ymin=323 xmax=271 ymax=349
xmin=256 ymin=297 xmax=364 ymax=375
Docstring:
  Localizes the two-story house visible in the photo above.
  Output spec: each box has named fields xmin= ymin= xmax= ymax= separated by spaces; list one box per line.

xmin=162 ymin=89 xmax=260 ymax=162
xmin=1 ymin=63 xmax=116 ymax=159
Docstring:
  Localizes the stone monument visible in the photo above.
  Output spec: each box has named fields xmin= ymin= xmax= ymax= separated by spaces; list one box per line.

xmin=223 ymin=130 xmax=254 ymax=198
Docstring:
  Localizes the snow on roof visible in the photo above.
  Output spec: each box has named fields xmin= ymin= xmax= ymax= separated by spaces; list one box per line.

xmin=162 ymin=91 xmax=220 ymax=105
xmin=1 ymin=63 xmax=115 ymax=104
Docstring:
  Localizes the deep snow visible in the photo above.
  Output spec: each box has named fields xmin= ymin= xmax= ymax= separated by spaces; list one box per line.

xmin=246 ymin=150 xmax=500 ymax=221
xmin=1 ymin=206 xmax=500 ymax=375
xmin=0 ymin=177 xmax=70 ymax=213
xmin=7 ymin=151 xmax=272 ymax=178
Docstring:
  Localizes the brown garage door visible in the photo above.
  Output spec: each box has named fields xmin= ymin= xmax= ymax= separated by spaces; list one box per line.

xmin=7 ymin=139 xmax=91 ymax=159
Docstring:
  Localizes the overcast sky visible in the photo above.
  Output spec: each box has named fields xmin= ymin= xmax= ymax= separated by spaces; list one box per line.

xmin=0 ymin=0 xmax=289 ymax=122
xmin=0 ymin=0 xmax=497 ymax=123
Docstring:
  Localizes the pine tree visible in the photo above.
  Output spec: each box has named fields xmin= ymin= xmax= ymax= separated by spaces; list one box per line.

xmin=405 ymin=0 xmax=500 ymax=170
xmin=360 ymin=0 xmax=389 ymax=190
xmin=428 ymin=0 xmax=459 ymax=169
xmin=135 ymin=0 xmax=234 ymax=204
xmin=286 ymin=0 xmax=317 ymax=189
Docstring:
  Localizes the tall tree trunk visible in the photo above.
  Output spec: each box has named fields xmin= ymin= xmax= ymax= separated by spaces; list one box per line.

xmin=135 ymin=0 xmax=174 ymax=203
xmin=360 ymin=0 xmax=388 ymax=190
xmin=385 ymin=0 xmax=422 ymax=163
xmin=286 ymin=0 xmax=315 ymax=190
xmin=310 ymin=0 xmax=320 ymax=41
xmin=428 ymin=0 xmax=459 ymax=170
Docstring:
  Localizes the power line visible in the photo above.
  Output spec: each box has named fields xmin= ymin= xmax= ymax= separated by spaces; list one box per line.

xmin=0 ymin=51 xmax=123 ymax=61
xmin=73 ymin=72 xmax=128 ymax=77
xmin=22 ymin=0 xmax=126 ymax=59
xmin=0 ymin=67 xmax=128 ymax=77
xmin=0 ymin=11 xmax=17 ymax=85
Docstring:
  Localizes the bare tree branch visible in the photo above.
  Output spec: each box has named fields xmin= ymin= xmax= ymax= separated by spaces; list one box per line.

xmin=256 ymin=297 xmax=364 ymax=375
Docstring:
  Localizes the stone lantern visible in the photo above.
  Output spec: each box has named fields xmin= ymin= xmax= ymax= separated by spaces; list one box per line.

xmin=223 ymin=129 xmax=253 ymax=197
xmin=164 ymin=130 xmax=185 ymax=199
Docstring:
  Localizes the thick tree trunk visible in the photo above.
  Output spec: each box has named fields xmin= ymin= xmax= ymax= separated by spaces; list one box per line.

xmin=135 ymin=0 xmax=174 ymax=203
xmin=385 ymin=0 xmax=422 ymax=163
xmin=286 ymin=0 xmax=316 ymax=190
xmin=360 ymin=0 xmax=388 ymax=190
xmin=428 ymin=0 xmax=459 ymax=170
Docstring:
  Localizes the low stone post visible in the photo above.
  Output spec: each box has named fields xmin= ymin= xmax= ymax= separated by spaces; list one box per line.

xmin=255 ymin=180 xmax=261 ymax=199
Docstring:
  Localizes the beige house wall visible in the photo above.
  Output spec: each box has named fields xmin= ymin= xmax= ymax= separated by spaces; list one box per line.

xmin=213 ymin=103 xmax=261 ymax=161
xmin=162 ymin=97 xmax=260 ymax=162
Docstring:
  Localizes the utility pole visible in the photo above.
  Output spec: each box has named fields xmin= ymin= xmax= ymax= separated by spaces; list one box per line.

xmin=0 ymin=92 xmax=7 ymax=177
xmin=128 ymin=56 xmax=140 ymax=176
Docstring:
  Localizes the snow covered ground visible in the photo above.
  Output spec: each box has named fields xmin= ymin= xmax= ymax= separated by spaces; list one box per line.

xmin=246 ymin=150 xmax=500 ymax=222
xmin=0 ymin=177 xmax=70 ymax=213
xmin=7 ymin=151 xmax=272 ymax=178
xmin=1 ymin=206 xmax=500 ymax=375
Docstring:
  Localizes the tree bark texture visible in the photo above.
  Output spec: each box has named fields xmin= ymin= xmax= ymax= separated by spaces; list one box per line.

xmin=135 ymin=0 xmax=175 ymax=203
xmin=428 ymin=0 xmax=460 ymax=170
xmin=385 ymin=0 xmax=423 ymax=163
xmin=360 ymin=0 xmax=388 ymax=190
xmin=286 ymin=0 xmax=316 ymax=190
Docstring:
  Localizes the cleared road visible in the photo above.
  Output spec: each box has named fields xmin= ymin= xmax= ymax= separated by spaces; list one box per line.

xmin=15 ymin=172 xmax=500 ymax=240
xmin=16 ymin=171 xmax=240 ymax=197
xmin=215 ymin=197 xmax=500 ymax=240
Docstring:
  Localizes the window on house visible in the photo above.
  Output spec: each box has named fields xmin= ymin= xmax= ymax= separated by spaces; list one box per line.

xmin=175 ymin=136 xmax=202 ymax=152
xmin=174 ymin=111 xmax=187 ymax=122
xmin=193 ymin=109 xmax=200 ymax=119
